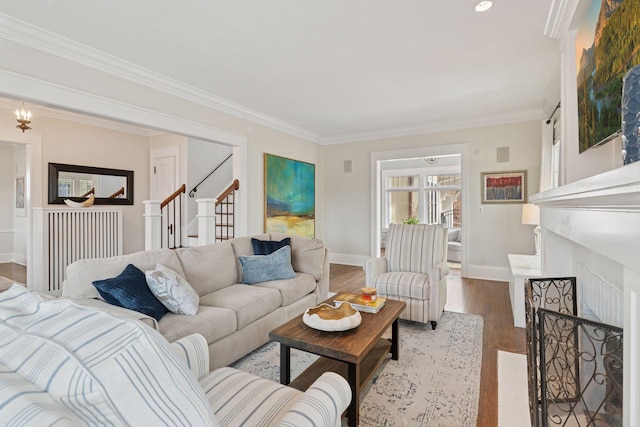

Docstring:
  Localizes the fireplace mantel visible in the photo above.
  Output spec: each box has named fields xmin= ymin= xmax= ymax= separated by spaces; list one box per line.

xmin=530 ymin=162 xmax=639 ymax=427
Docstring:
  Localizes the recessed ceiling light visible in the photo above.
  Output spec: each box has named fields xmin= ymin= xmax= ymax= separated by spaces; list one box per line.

xmin=474 ymin=0 xmax=494 ymax=12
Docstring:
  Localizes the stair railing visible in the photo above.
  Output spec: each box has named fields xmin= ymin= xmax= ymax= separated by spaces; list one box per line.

xmin=215 ymin=179 xmax=239 ymax=242
xmin=189 ymin=154 xmax=232 ymax=198
xmin=161 ymin=184 xmax=186 ymax=249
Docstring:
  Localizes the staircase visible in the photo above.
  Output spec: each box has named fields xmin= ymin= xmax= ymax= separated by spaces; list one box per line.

xmin=214 ymin=179 xmax=239 ymax=242
xmin=144 ymin=179 xmax=239 ymax=250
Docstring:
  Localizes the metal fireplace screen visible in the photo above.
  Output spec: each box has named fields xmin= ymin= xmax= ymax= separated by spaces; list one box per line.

xmin=525 ymin=278 xmax=623 ymax=426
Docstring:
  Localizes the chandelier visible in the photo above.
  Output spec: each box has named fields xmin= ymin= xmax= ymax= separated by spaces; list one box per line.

xmin=15 ymin=102 xmax=32 ymax=133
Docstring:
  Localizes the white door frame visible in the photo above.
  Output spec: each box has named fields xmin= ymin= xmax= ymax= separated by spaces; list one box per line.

xmin=371 ymin=143 xmax=469 ymax=277
xmin=0 ymin=127 xmax=42 ymax=290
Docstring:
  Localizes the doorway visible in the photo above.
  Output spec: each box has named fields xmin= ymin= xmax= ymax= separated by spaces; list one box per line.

xmin=371 ymin=143 xmax=468 ymax=277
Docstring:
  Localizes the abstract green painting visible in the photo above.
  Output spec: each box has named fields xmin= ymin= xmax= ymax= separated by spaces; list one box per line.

xmin=264 ymin=153 xmax=315 ymax=238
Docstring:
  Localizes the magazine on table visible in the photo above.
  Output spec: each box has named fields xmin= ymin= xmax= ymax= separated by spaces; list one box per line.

xmin=334 ymin=292 xmax=386 ymax=314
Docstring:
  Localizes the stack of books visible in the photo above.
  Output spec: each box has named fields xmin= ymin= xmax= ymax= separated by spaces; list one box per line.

xmin=333 ymin=292 xmax=386 ymax=314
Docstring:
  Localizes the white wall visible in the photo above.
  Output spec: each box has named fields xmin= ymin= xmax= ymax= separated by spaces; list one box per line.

xmin=186 ymin=138 xmax=233 ymax=223
xmin=0 ymin=110 xmax=150 ymax=255
xmin=0 ymin=144 xmax=14 ymax=262
xmin=324 ymin=120 xmax=541 ymax=280
xmin=13 ymin=144 xmax=27 ymax=264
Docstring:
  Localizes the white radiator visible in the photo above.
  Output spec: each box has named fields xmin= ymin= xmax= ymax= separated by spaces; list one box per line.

xmin=577 ymin=263 xmax=624 ymax=328
xmin=33 ymin=207 xmax=123 ymax=295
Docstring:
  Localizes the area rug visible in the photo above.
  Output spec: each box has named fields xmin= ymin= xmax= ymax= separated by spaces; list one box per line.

xmin=498 ymin=350 xmax=531 ymax=427
xmin=231 ymin=311 xmax=483 ymax=427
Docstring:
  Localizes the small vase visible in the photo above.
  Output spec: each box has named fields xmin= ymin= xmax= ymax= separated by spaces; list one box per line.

xmin=622 ymin=64 xmax=640 ymax=165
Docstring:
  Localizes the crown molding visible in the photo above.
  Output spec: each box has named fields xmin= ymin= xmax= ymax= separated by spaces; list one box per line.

xmin=544 ymin=0 xmax=580 ymax=38
xmin=320 ymin=109 xmax=547 ymax=145
xmin=0 ymin=98 xmax=161 ymax=137
xmin=0 ymin=13 xmax=322 ymax=144
xmin=0 ymin=13 xmax=553 ymax=146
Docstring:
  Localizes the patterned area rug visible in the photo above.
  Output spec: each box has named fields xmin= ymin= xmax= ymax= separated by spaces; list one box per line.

xmin=231 ymin=311 xmax=483 ymax=427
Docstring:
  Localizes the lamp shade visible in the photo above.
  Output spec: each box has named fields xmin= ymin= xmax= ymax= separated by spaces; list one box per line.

xmin=521 ymin=203 xmax=540 ymax=225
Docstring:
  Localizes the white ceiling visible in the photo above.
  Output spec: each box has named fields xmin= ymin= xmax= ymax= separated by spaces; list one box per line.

xmin=0 ymin=0 xmax=560 ymax=143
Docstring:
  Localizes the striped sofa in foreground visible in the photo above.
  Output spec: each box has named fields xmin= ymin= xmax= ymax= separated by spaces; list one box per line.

xmin=0 ymin=285 xmax=351 ymax=427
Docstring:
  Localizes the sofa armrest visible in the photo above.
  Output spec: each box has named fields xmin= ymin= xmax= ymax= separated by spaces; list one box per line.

xmin=275 ymin=372 xmax=351 ymax=427
xmin=317 ymin=247 xmax=331 ymax=302
xmin=364 ymin=257 xmax=388 ymax=287
xmin=170 ymin=333 xmax=210 ymax=381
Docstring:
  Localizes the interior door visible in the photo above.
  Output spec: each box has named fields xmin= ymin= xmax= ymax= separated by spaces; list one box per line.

xmin=150 ymin=147 xmax=179 ymax=247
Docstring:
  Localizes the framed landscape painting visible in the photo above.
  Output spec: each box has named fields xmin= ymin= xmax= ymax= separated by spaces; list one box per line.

xmin=575 ymin=0 xmax=635 ymax=152
xmin=264 ymin=153 xmax=315 ymax=237
xmin=481 ymin=170 xmax=527 ymax=204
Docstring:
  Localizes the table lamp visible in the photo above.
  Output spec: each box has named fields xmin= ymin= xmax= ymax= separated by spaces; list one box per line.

xmin=521 ymin=203 xmax=540 ymax=256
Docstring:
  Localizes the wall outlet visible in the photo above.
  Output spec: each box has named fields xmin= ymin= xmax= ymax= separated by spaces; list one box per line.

xmin=478 ymin=206 xmax=484 ymax=213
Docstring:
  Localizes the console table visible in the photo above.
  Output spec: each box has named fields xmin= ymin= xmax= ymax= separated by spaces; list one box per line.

xmin=507 ymin=254 xmax=541 ymax=328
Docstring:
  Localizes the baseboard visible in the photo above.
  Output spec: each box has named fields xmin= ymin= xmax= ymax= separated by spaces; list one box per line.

xmin=12 ymin=254 xmax=26 ymax=266
xmin=329 ymin=253 xmax=369 ymax=267
xmin=466 ymin=264 xmax=511 ymax=282
xmin=0 ymin=253 xmax=26 ymax=265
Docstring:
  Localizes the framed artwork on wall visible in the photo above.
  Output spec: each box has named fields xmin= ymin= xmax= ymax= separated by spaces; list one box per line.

xmin=264 ymin=153 xmax=315 ymax=238
xmin=575 ymin=0 xmax=631 ymax=153
xmin=481 ymin=170 xmax=527 ymax=204
xmin=15 ymin=176 xmax=25 ymax=216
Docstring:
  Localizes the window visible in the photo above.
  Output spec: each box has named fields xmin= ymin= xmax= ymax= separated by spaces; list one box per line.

xmin=383 ymin=169 xmax=461 ymax=228
xmin=386 ymin=175 xmax=418 ymax=224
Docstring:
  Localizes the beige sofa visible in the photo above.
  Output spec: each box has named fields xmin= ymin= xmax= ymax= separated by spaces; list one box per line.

xmin=61 ymin=233 xmax=329 ymax=369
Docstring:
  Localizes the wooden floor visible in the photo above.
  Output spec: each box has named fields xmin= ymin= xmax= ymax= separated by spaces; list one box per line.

xmin=330 ymin=263 xmax=526 ymax=427
xmin=0 ymin=262 xmax=27 ymax=284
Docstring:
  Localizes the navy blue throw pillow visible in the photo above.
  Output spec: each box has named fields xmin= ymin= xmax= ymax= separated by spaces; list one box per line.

xmin=251 ymin=237 xmax=291 ymax=255
xmin=93 ymin=264 xmax=168 ymax=321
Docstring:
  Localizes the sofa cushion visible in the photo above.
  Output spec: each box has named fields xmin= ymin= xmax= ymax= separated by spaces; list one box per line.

xmin=62 ymin=248 xmax=185 ymax=300
xmin=0 ymin=286 xmax=219 ymax=426
xmin=199 ymin=284 xmax=282 ymax=330
xmin=230 ymin=234 xmax=271 ymax=258
xmin=146 ymin=263 xmax=200 ymax=315
xmin=175 ymin=242 xmax=239 ymax=295
xmin=238 ymin=246 xmax=297 ymax=285
xmin=254 ymin=272 xmax=316 ymax=306
xmin=251 ymin=237 xmax=291 ymax=255
xmin=159 ymin=306 xmax=237 ymax=345
xmin=271 ymin=233 xmax=326 ymax=281
xmin=92 ymin=264 xmax=168 ymax=321
xmin=448 ymin=228 xmax=461 ymax=242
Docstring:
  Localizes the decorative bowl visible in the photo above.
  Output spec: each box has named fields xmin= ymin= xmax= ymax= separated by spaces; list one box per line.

xmin=302 ymin=302 xmax=362 ymax=331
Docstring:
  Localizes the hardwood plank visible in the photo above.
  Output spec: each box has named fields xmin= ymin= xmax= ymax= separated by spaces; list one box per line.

xmin=329 ymin=263 xmax=526 ymax=427
xmin=0 ymin=263 xmax=26 ymax=284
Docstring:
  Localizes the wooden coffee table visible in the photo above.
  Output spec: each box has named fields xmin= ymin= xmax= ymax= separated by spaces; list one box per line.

xmin=269 ymin=293 xmax=406 ymax=427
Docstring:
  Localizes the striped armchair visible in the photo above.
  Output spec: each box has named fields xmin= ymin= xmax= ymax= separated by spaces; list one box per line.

xmin=0 ymin=286 xmax=351 ymax=427
xmin=365 ymin=223 xmax=449 ymax=329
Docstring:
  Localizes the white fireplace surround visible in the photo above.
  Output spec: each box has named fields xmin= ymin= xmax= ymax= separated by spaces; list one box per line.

xmin=530 ymin=161 xmax=640 ymax=427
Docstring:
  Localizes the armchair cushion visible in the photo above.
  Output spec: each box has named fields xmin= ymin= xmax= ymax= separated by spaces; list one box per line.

xmin=374 ymin=271 xmax=430 ymax=299
xmin=385 ymin=223 xmax=446 ymax=275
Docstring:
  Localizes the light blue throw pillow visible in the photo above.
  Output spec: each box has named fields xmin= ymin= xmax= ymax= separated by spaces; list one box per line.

xmin=238 ymin=246 xmax=297 ymax=284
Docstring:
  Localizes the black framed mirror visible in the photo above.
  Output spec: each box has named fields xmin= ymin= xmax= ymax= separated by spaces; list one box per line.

xmin=48 ymin=163 xmax=134 ymax=205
